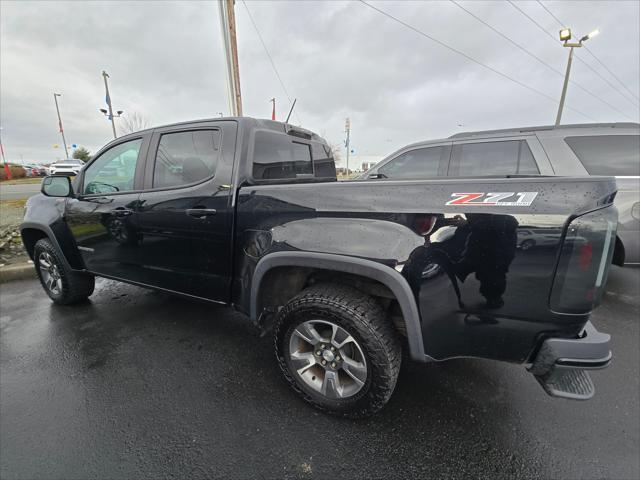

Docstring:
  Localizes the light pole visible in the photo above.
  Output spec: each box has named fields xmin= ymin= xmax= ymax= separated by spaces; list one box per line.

xmin=555 ymin=27 xmax=599 ymax=126
xmin=344 ymin=117 xmax=351 ymax=178
xmin=53 ymin=93 xmax=69 ymax=159
xmin=100 ymin=70 xmax=123 ymax=138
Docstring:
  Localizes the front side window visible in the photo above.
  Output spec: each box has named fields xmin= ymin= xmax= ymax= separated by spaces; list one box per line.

xmin=83 ymin=138 xmax=143 ymax=194
xmin=451 ymin=140 xmax=539 ymax=176
xmin=565 ymin=135 xmax=640 ymax=176
xmin=153 ymin=130 xmax=220 ymax=188
xmin=252 ymin=131 xmax=313 ymax=180
xmin=378 ymin=146 xmax=447 ymax=179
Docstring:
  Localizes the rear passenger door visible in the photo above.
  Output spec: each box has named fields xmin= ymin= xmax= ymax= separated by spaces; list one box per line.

xmin=449 ymin=137 xmax=551 ymax=176
xmin=136 ymin=121 xmax=237 ymax=301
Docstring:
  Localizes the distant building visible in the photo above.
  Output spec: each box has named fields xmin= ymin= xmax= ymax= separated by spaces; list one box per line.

xmin=336 ymin=155 xmax=383 ymax=173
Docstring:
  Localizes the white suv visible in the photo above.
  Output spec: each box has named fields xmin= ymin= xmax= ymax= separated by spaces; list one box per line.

xmin=50 ymin=159 xmax=85 ymax=176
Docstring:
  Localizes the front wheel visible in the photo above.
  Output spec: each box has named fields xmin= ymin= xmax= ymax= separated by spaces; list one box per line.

xmin=34 ymin=238 xmax=95 ymax=305
xmin=274 ymin=284 xmax=401 ymax=418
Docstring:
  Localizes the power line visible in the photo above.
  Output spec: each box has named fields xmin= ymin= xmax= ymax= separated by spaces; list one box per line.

xmin=241 ymin=0 xmax=302 ymax=124
xmin=536 ymin=0 xmax=640 ymax=103
xmin=450 ymin=0 xmax=634 ymax=120
xmin=358 ymin=0 xmax=597 ymax=121
xmin=508 ymin=0 xmax=639 ymax=110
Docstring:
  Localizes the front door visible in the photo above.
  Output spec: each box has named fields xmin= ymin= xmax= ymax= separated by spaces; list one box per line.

xmin=65 ymin=135 xmax=149 ymax=282
xmin=136 ymin=121 xmax=237 ymax=301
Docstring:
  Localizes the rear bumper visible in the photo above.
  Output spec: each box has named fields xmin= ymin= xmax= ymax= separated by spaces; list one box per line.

xmin=529 ymin=322 xmax=611 ymax=400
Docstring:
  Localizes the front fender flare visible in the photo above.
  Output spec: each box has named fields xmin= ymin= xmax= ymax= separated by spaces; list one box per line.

xmin=20 ymin=221 xmax=81 ymax=271
xmin=251 ymin=251 xmax=430 ymax=362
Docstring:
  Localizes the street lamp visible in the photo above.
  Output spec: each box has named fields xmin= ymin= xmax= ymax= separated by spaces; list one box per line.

xmin=53 ymin=93 xmax=70 ymax=159
xmin=555 ymin=27 xmax=600 ymax=125
xmin=100 ymin=70 xmax=123 ymax=139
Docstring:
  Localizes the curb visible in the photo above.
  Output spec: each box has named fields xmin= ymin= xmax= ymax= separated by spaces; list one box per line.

xmin=0 ymin=262 xmax=37 ymax=283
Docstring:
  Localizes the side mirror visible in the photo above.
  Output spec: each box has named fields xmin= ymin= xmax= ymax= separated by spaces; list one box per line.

xmin=41 ymin=175 xmax=73 ymax=197
xmin=367 ymin=172 xmax=387 ymax=179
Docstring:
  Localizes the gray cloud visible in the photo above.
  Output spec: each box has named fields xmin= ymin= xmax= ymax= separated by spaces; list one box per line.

xmin=1 ymin=0 xmax=638 ymax=165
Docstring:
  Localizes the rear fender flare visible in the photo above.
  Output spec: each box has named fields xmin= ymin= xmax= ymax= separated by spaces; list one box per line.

xmin=251 ymin=251 xmax=430 ymax=362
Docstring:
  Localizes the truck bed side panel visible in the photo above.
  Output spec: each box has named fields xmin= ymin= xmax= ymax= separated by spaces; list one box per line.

xmin=235 ymin=177 xmax=617 ymax=363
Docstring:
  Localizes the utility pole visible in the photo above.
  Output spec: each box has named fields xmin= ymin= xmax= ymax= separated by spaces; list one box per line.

xmin=53 ymin=93 xmax=69 ymax=159
xmin=218 ymin=0 xmax=243 ymax=116
xmin=102 ymin=71 xmax=118 ymax=138
xmin=344 ymin=117 xmax=351 ymax=178
xmin=555 ymin=27 xmax=599 ymax=126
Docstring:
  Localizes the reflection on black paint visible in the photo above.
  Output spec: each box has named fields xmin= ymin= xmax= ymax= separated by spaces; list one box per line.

xmin=402 ymin=214 xmax=518 ymax=310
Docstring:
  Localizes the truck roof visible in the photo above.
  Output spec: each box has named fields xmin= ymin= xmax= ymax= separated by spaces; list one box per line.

xmin=127 ymin=116 xmax=325 ymax=142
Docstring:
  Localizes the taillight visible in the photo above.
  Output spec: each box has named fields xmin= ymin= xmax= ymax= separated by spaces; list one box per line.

xmin=579 ymin=242 xmax=593 ymax=271
xmin=550 ymin=206 xmax=617 ymax=314
xmin=413 ymin=215 xmax=436 ymax=236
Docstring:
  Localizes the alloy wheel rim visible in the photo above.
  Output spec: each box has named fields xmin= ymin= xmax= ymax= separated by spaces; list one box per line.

xmin=288 ymin=319 xmax=368 ymax=399
xmin=39 ymin=252 xmax=62 ymax=295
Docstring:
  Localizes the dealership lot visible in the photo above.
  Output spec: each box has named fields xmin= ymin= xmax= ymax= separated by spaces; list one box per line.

xmin=1 ymin=267 xmax=638 ymax=479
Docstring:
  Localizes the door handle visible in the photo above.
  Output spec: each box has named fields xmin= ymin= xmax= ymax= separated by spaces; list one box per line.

xmin=186 ymin=208 xmax=217 ymax=219
xmin=112 ymin=207 xmax=133 ymax=217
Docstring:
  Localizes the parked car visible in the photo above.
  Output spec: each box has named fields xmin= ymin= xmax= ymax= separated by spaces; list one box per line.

xmin=360 ymin=123 xmax=639 ymax=265
xmin=50 ymin=159 xmax=85 ymax=176
xmin=35 ymin=165 xmax=49 ymax=176
xmin=21 ymin=118 xmax=617 ymax=417
xmin=20 ymin=164 xmax=36 ymax=177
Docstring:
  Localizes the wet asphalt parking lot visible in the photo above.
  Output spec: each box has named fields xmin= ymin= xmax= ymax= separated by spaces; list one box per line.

xmin=1 ymin=267 xmax=638 ymax=479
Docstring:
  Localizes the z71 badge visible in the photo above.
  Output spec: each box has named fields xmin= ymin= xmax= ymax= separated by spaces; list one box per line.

xmin=446 ymin=192 xmax=538 ymax=206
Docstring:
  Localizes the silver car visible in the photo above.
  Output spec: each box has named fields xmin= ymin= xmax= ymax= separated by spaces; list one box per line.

xmin=361 ymin=123 xmax=639 ymax=265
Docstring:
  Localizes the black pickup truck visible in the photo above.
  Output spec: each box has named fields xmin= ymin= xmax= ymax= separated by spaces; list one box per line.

xmin=22 ymin=117 xmax=617 ymax=417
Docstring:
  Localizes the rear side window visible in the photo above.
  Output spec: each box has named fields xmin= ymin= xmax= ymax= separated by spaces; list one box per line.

xmin=451 ymin=140 xmax=539 ymax=176
xmin=253 ymin=131 xmax=313 ymax=180
xmin=565 ymin=135 xmax=640 ymax=176
xmin=153 ymin=130 xmax=220 ymax=188
xmin=378 ymin=146 xmax=448 ymax=179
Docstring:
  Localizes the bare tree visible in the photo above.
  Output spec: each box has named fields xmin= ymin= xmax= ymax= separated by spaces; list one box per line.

xmin=327 ymin=141 xmax=342 ymax=164
xmin=119 ymin=112 xmax=150 ymax=135
xmin=319 ymin=130 xmax=343 ymax=164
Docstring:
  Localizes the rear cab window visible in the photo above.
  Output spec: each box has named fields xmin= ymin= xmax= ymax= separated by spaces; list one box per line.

xmin=449 ymin=140 xmax=539 ymax=176
xmin=565 ymin=135 xmax=640 ymax=176
xmin=252 ymin=131 xmax=335 ymax=181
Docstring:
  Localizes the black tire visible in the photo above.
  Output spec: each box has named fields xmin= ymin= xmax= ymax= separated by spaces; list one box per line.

xmin=104 ymin=217 xmax=141 ymax=245
xmin=33 ymin=238 xmax=95 ymax=305
xmin=520 ymin=239 xmax=535 ymax=251
xmin=274 ymin=283 xmax=402 ymax=418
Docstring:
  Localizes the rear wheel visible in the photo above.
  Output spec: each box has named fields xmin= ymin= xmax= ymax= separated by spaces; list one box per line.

xmin=34 ymin=238 xmax=95 ymax=305
xmin=520 ymin=239 xmax=535 ymax=251
xmin=274 ymin=284 xmax=401 ymax=417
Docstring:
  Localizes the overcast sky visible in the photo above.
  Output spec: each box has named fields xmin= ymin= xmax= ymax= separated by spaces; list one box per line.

xmin=1 ymin=0 xmax=638 ymax=165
